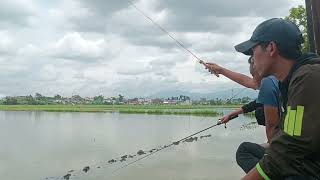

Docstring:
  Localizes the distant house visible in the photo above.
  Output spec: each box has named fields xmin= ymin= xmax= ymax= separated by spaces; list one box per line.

xmin=54 ymin=99 xmax=63 ymax=103
xmin=163 ymin=99 xmax=178 ymax=105
xmin=139 ymin=98 xmax=151 ymax=105
xmin=151 ymin=98 xmax=163 ymax=105
xmin=84 ymin=97 xmax=94 ymax=104
xmin=103 ymin=98 xmax=113 ymax=104
xmin=126 ymin=98 xmax=152 ymax=105
xmin=162 ymin=95 xmax=191 ymax=105
xmin=127 ymin=98 xmax=139 ymax=105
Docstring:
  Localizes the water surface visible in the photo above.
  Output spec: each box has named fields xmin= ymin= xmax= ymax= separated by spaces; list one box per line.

xmin=0 ymin=110 xmax=265 ymax=180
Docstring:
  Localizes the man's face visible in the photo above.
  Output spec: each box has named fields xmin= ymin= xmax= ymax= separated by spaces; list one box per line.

xmin=249 ymin=57 xmax=262 ymax=86
xmin=252 ymin=43 xmax=274 ymax=79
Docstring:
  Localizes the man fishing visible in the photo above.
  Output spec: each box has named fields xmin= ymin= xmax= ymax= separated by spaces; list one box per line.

xmin=233 ymin=18 xmax=320 ymax=179
xmin=202 ymin=55 xmax=281 ymax=173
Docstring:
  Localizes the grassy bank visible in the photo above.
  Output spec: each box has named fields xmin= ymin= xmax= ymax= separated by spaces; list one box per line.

xmin=0 ymin=104 xmax=239 ymax=116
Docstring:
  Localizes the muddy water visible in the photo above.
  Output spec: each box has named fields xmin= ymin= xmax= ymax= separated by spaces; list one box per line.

xmin=0 ymin=110 xmax=265 ymax=180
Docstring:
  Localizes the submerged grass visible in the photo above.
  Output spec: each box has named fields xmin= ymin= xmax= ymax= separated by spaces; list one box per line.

xmin=0 ymin=105 xmax=228 ymax=116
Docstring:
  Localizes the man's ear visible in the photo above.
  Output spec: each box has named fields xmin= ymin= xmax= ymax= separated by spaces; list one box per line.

xmin=268 ymin=41 xmax=279 ymax=57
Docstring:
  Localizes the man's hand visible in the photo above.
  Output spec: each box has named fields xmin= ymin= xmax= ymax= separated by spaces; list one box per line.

xmin=218 ymin=108 xmax=242 ymax=124
xmin=202 ymin=62 xmax=223 ymax=77
xmin=219 ymin=113 xmax=234 ymax=124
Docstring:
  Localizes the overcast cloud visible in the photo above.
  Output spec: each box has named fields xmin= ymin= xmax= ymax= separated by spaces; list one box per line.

xmin=0 ymin=0 xmax=304 ymax=97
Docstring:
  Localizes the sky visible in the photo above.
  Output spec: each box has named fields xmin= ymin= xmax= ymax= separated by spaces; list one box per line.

xmin=0 ymin=0 xmax=304 ymax=98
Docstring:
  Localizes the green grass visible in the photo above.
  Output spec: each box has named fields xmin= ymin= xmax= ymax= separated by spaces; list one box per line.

xmin=118 ymin=109 xmax=221 ymax=116
xmin=0 ymin=104 xmax=233 ymax=116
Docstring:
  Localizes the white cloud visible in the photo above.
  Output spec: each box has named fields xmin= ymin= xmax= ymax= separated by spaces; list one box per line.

xmin=48 ymin=32 xmax=109 ymax=61
xmin=0 ymin=31 xmax=16 ymax=55
xmin=17 ymin=44 xmax=42 ymax=57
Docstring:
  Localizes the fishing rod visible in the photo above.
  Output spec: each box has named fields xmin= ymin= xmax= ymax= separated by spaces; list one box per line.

xmin=128 ymin=1 xmax=215 ymax=72
xmin=129 ymin=1 xmax=257 ymax=100
xmin=130 ymin=1 xmax=250 ymax=101
xmin=111 ymin=114 xmax=238 ymax=174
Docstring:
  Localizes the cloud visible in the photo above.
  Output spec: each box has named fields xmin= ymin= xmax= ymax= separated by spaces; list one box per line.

xmin=47 ymin=32 xmax=110 ymax=62
xmin=0 ymin=0 xmax=36 ymax=28
xmin=76 ymin=0 xmax=134 ymax=16
xmin=56 ymin=0 xmax=295 ymax=48
xmin=0 ymin=31 xmax=17 ymax=55
xmin=153 ymin=0 xmax=294 ymax=33
xmin=52 ymin=0 xmax=138 ymax=33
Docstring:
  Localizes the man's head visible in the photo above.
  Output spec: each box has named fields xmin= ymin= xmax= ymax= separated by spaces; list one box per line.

xmin=235 ymin=18 xmax=304 ymax=79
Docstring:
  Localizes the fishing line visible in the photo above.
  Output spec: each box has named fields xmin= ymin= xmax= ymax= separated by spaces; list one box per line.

xmin=111 ymin=115 xmax=238 ymax=174
xmin=129 ymin=1 xmax=206 ymax=66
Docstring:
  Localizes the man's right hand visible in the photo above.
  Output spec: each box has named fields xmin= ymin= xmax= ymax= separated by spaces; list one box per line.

xmin=203 ymin=62 xmax=224 ymax=77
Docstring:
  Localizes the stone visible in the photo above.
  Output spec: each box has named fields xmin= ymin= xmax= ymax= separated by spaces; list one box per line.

xmin=137 ymin=150 xmax=146 ymax=155
xmin=173 ymin=141 xmax=180 ymax=145
xmin=63 ymin=174 xmax=71 ymax=180
xmin=83 ymin=166 xmax=90 ymax=173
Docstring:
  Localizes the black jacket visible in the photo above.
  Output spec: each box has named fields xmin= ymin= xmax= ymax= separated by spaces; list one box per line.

xmin=257 ymin=53 xmax=320 ymax=179
xmin=241 ymin=100 xmax=265 ymax=125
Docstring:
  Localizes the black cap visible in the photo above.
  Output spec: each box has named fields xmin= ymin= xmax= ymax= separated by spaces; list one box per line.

xmin=235 ymin=18 xmax=304 ymax=55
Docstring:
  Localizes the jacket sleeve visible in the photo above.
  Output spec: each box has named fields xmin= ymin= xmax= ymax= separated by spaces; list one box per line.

xmin=256 ymin=66 xmax=320 ymax=179
xmin=241 ymin=100 xmax=262 ymax=113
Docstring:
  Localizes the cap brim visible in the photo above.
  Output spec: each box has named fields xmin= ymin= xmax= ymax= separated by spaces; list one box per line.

xmin=234 ymin=40 xmax=258 ymax=55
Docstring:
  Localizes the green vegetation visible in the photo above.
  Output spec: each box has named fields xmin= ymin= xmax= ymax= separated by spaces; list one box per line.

xmin=285 ymin=5 xmax=308 ymax=53
xmin=0 ymin=104 xmax=237 ymax=116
